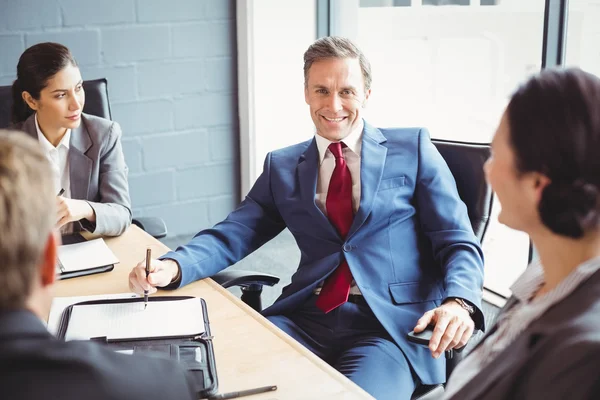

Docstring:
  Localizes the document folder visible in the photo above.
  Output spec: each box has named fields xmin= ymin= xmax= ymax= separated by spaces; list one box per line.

xmin=57 ymin=296 xmax=218 ymax=398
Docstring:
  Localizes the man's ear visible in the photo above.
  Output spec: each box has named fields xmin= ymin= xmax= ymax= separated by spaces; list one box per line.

xmin=22 ymin=91 xmax=38 ymax=111
xmin=40 ymin=232 xmax=58 ymax=287
xmin=304 ymin=85 xmax=310 ymax=105
xmin=363 ymin=88 xmax=372 ymax=108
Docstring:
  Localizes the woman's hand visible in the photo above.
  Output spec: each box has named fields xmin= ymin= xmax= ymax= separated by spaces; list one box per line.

xmin=56 ymin=196 xmax=96 ymax=228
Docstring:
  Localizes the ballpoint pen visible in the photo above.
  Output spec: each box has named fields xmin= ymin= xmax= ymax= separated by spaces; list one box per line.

xmin=144 ymin=248 xmax=151 ymax=309
xmin=57 ymin=188 xmax=65 ymax=196
xmin=209 ymin=385 xmax=277 ymax=400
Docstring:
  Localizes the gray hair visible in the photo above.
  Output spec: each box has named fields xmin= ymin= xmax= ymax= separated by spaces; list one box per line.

xmin=303 ymin=36 xmax=372 ymax=91
xmin=0 ymin=130 xmax=55 ymax=310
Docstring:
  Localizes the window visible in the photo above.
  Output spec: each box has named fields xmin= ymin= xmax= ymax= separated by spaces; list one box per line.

xmin=333 ymin=0 xmax=546 ymax=296
xmin=360 ymin=0 xmax=499 ymax=6
xmin=565 ymin=0 xmax=600 ymax=76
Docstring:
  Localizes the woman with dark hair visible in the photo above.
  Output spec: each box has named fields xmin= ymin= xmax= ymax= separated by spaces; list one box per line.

xmin=443 ymin=68 xmax=600 ymax=399
xmin=12 ymin=42 xmax=131 ymax=236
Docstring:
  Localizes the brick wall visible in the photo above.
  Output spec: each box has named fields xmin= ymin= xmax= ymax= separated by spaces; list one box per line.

xmin=0 ymin=0 xmax=239 ymax=237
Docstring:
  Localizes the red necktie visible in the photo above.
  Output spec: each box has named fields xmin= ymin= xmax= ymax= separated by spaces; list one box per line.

xmin=315 ymin=142 xmax=354 ymax=313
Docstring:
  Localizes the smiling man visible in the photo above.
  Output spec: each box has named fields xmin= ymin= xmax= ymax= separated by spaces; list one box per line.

xmin=128 ymin=36 xmax=485 ymax=400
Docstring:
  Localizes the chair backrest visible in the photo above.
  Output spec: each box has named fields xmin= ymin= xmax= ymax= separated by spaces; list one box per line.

xmin=432 ymin=139 xmax=493 ymax=243
xmin=0 ymin=78 xmax=111 ymax=128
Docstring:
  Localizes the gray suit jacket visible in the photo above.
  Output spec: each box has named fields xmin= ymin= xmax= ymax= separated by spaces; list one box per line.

xmin=0 ymin=310 xmax=197 ymax=400
xmin=448 ymin=269 xmax=600 ymax=400
xmin=15 ymin=113 xmax=132 ymax=236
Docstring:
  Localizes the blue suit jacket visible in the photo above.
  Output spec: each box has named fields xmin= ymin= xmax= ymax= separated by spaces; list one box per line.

xmin=164 ymin=122 xmax=484 ymax=384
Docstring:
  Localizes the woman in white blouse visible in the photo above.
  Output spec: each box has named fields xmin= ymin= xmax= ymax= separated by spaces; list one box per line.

xmin=11 ymin=42 xmax=131 ymax=236
xmin=444 ymin=68 xmax=600 ymax=399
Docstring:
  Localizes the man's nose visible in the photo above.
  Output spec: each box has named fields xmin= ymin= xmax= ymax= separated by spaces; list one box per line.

xmin=327 ymin=94 xmax=343 ymax=112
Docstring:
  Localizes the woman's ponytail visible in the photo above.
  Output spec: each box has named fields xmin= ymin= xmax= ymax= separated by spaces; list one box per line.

xmin=11 ymin=78 xmax=33 ymax=124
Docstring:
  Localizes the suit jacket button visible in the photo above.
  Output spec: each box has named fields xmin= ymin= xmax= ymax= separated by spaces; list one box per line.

xmin=343 ymin=244 xmax=352 ymax=252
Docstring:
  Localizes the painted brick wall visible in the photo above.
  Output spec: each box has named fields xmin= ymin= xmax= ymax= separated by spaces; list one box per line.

xmin=0 ymin=0 xmax=239 ymax=237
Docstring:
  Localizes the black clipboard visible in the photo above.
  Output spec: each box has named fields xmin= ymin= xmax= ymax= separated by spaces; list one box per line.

xmin=57 ymin=296 xmax=219 ymax=398
xmin=57 ymin=233 xmax=115 ymax=280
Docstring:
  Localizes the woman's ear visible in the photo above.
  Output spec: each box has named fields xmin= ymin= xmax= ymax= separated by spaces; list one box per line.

xmin=21 ymin=91 xmax=38 ymax=111
xmin=532 ymin=173 xmax=551 ymax=203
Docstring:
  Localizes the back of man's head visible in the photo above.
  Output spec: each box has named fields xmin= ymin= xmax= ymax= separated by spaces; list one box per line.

xmin=0 ymin=130 xmax=55 ymax=311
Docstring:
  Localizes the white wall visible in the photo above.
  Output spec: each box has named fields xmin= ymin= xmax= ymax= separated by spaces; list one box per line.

xmin=237 ymin=0 xmax=317 ymax=196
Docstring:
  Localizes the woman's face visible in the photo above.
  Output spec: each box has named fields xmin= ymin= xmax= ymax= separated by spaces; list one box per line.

xmin=24 ymin=64 xmax=85 ymax=134
xmin=484 ymin=110 xmax=546 ymax=234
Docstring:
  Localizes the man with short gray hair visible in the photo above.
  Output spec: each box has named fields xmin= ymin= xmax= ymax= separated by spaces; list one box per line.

xmin=129 ymin=36 xmax=485 ymax=399
xmin=0 ymin=130 xmax=196 ymax=400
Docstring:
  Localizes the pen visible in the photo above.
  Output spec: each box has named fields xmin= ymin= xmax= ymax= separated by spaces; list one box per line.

xmin=57 ymin=188 xmax=65 ymax=196
xmin=209 ymin=385 xmax=277 ymax=400
xmin=144 ymin=248 xmax=151 ymax=309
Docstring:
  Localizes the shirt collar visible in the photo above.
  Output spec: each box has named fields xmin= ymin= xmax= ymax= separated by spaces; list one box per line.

xmin=314 ymin=122 xmax=363 ymax=165
xmin=510 ymin=255 xmax=600 ymax=304
xmin=35 ymin=113 xmax=71 ymax=151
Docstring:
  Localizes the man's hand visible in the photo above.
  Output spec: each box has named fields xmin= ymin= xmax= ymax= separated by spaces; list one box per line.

xmin=56 ymin=196 xmax=95 ymax=228
xmin=413 ymin=299 xmax=475 ymax=358
xmin=128 ymin=258 xmax=179 ymax=295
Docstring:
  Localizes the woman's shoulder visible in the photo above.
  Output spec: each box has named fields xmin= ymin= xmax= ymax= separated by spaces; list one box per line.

xmin=80 ymin=113 xmax=122 ymax=139
xmin=81 ymin=113 xmax=116 ymax=131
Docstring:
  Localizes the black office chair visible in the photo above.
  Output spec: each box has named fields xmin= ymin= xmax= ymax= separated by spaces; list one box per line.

xmin=410 ymin=138 xmax=494 ymax=400
xmin=0 ymin=78 xmax=280 ymax=308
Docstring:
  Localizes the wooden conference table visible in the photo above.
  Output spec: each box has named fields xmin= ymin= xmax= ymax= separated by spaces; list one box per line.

xmin=53 ymin=226 xmax=373 ymax=400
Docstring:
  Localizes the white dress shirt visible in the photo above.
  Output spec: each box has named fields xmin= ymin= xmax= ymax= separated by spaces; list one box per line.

xmin=35 ymin=114 xmax=71 ymax=197
xmin=36 ymin=114 xmax=72 ymax=233
xmin=444 ymin=255 xmax=600 ymax=398
xmin=314 ymin=126 xmax=363 ymax=295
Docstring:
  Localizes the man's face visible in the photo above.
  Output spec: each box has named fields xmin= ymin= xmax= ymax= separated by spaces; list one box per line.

xmin=304 ymin=57 xmax=371 ymax=142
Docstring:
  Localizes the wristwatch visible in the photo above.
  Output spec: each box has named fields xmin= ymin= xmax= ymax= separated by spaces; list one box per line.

xmin=451 ymin=297 xmax=475 ymax=315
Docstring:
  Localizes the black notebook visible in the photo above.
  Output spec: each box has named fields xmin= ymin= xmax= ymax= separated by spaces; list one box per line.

xmin=57 ymin=296 xmax=218 ymax=398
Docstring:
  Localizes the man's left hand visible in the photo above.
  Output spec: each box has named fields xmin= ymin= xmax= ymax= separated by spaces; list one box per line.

xmin=413 ymin=299 xmax=475 ymax=359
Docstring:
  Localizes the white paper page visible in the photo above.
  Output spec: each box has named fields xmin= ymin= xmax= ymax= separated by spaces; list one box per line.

xmin=48 ymin=293 xmax=138 ymax=336
xmin=57 ymin=238 xmax=119 ymax=272
xmin=65 ymin=298 xmax=205 ymax=341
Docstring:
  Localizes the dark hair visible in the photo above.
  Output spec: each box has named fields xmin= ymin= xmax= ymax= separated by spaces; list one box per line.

xmin=507 ymin=68 xmax=600 ymax=238
xmin=11 ymin=42 xmax=77 ymax=124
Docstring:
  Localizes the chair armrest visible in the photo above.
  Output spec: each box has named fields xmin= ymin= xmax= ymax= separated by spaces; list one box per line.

xmin=411 ymin=384 xmax=444 ymax=400
xmin=211 ymin=270 xmax=280 ymax=289
xmin=132 ymin=217 xmax=168 ymax=239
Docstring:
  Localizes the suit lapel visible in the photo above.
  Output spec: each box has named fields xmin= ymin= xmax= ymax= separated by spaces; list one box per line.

xmin=470 ymin=296 xmax=519 ymax=353
xmin=68 ymin=119 xmax=93 ymax=200
xmin=297 ymin=138 xmax=340 ymax=239
xmin=452 ymin=296 xmax=523 ymax=399
xmin=347 ymin=123 xmax=387 ymax=239
xmin=454 ymin=332 xmax=533 ymax=399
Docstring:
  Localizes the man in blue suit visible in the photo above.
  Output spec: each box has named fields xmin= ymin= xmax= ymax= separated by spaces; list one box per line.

xmin=129 ymin=37 xmax=485 ymax=399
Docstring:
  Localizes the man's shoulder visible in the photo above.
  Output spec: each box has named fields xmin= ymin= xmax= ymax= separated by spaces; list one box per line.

xmin=269 ymin=138 xmax=314 ymax=160
xmin=1 ymin=337 xmax=194 ymax=400
xmin=377 ymin=126 xmax=427 ymax=144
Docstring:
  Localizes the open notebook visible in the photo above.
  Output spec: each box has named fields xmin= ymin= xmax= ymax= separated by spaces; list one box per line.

xmin=56 ymin=238 xmax=119 ymax=279
xmin=61 ymin=297 xmax=206 ymax=341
